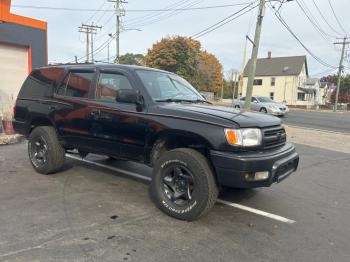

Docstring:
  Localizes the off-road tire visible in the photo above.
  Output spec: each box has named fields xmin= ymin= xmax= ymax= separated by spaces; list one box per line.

xmin=28 ymin=126 xmax=65 ymax=174
xmin=151 ymin=148 xmax=218 ymax=221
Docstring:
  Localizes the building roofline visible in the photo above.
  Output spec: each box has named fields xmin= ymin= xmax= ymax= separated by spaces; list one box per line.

xmin=0 ymin=0 xmax=47 ymax=30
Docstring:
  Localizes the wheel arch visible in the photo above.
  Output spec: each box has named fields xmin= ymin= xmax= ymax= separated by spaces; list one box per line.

xmin=28 ymin=116 xmax=57 ymax=135
xmin=146 ymin=129 xmax=214 ymax=166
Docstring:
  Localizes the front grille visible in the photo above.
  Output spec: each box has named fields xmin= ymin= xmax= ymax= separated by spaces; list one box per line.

xmin=262 ymin=126 xmax=286 ymax=150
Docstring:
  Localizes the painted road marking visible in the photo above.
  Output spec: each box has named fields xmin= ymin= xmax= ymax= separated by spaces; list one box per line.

xmin=284 ymin=124 xmax=350 ymax=136
xmin=67 ymin=154 xmax=296 ymax=224
xmin=216 ymin=199 xmax=295 ymax=224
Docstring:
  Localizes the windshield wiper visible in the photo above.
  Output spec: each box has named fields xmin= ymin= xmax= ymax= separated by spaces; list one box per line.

xmin=155 ymin=98 xmax=212 ymax=104
xmin=195 ymin=99 xmax=212 ymax=104
xmin=155 ymin=98 xmax=195 ymax=103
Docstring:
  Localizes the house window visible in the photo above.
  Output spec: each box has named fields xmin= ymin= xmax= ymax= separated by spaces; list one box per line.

xmin=270 ymin=92 xmax=274 ymax=100
xmin=271 ymin=77 xmax=276 ymax=86
xmin=297 ymin=92 xmax=305 ymax=101
xmin=253 ymin=79 xmax=263 ymax=86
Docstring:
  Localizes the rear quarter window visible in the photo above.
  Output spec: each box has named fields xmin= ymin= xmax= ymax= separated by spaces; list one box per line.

xmin=18 ymin=67 xmax=65 ymax=99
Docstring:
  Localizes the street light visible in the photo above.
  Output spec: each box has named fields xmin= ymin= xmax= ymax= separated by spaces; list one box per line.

xmin=122 ymin=28 xmax=142 ymax=32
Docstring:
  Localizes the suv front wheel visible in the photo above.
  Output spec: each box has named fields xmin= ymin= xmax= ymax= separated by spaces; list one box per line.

xmin=28 ymin=126 xmax=65 ymax=174
xmin=151 ymin=148 xmax=218 ymax=221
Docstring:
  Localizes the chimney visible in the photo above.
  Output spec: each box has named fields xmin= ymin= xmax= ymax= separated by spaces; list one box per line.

xmin=267 ymin=51 xmax=272 ymax=59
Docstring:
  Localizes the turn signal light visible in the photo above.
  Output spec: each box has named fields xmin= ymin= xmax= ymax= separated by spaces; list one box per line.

xmin=225 ymin=129 xmax=239 ymax=145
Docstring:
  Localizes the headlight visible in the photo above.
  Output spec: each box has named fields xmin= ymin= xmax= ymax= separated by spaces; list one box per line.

xmin=268 ymin=105 xmax=279 ymax=110
xmin=224 ymin=128 xmax=262 ymax=147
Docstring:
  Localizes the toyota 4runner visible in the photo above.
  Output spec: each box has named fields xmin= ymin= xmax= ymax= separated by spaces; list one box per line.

xmin=13 ymin=64 xmax=299 ymax=221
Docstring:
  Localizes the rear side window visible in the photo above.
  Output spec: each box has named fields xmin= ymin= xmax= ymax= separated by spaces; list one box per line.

xmin=18 ymin=67 xmax=65 ymax=99
xmin=57 ymin=71 xmax=93 ymax=98
xmin=96 ymin=72 xmax=133 ymax=101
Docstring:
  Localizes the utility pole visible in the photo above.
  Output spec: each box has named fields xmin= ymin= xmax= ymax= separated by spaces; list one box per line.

xmin=232 ymin=71 xmax=238 ymax=103
xmin=78 ymin=23 xmax=102 ymax=63
xmin=108 ymin=0 xmax=126 ymax=63
xmin=244 ymin=0 xmax=265 ymax=110
xmin=333 ymin=37 xmax=350 ymax=111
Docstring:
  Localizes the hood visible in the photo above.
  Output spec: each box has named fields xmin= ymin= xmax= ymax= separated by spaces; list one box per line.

xmin=156 ymin=103 xmax=282 ymax=128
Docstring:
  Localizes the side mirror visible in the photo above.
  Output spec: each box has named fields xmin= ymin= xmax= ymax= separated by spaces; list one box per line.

xmin=254 ymin=100 xmax=258 ymax=103
xmin=116 ymin=89 xmax=143 ymax=105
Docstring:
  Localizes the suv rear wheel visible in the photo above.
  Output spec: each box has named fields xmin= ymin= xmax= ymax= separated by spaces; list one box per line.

xmin=151 ymin=148 xmax=218 ymax=221
xmin=28 ymin=126 xmax=65 ymax=174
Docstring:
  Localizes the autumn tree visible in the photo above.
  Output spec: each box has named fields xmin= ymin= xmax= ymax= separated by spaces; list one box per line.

xmin=321 ymin=74 xmax=350 ymax=103
xmin=146 ymin=36 xmax=224 ymax=94
xmin=196 ymin=51 xmax=224 ymax=94
xmin=119 ymin=53 xmax=145 ymax=66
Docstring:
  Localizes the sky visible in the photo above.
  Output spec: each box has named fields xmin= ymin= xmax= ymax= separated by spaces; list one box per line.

xmin=10 ymin=0 xmax=350 ymax=78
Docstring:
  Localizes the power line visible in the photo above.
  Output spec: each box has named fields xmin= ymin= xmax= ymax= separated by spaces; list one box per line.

xmin=268 ymin=3 xmax=337 ymax=69
xmin=126 ymin=0 xmax=203 ymax=28
xmin=191 ymin=2 xmax=258 ymax=39
xmin=94 ymin=2 xmax=113 ymax=25
xmin=311 ymin=0 xmax=342 ymax=36
xmin=310 ymin=68 xmax=337 ymax=77
xmin=84 ymin=0 xmax=107 ymax=24
xmin=327 ymin=0 xmax=348 ymax=36
xmin=125 ymin=0 xmax=196 ymax=24
xmin=11 ymin=3 xmax=256 ymax=12
xmin=295 ymin=0 xmax=337 ymax=39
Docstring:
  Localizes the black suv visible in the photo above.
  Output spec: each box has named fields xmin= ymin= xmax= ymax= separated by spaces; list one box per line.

xmin=14 ymin=64 xmax=299 ymax=221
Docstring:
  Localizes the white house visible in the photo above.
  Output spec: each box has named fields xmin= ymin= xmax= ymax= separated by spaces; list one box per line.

xmin=241 ymin=53 xmax=321 ymax=106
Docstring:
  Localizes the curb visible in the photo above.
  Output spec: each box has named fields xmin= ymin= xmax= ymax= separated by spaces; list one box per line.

xmin=0 ymin=134 xmax=25 ymax=145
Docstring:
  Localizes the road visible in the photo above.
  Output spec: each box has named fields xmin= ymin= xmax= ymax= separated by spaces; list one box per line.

xmin=1 ymin=142 xmax=350 ymax=261
xmin=282 ymin=110 xmax=350 ymax=133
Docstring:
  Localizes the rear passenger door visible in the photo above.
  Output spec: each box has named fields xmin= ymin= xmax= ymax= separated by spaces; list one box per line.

xmin=53 ymin=69 xmax=96 ymax=147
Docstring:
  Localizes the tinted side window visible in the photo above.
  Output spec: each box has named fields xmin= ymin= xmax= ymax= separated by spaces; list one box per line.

xmin=57 ymin=71 xmax=93 ymax=98
xmin=18 ymin=68 xmax=65 ymax=99
xmin=96 ymin=73 xmax=132 ymax=101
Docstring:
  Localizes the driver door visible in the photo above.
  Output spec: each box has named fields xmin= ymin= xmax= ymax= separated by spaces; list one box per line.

xmin=88 ymin=69 xmax=147 ymax=161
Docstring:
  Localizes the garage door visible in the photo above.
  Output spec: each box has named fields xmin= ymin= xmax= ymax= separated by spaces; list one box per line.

xmin=0 ymin=43 xmax=28 ymax=109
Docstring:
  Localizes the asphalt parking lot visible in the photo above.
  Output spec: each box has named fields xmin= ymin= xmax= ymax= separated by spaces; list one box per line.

xmin=1 ymin=141 xmax=350 ymax=262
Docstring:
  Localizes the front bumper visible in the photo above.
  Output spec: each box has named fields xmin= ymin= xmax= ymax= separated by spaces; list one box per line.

xmin=269 ymin=108 xmax=289 ymax=116
xmin=210 ymin=143 xmax=299 ymax=188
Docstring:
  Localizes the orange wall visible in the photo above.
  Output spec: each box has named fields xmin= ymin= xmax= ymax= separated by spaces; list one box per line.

xmin=0 ymin=0 xmax=47 ymax=30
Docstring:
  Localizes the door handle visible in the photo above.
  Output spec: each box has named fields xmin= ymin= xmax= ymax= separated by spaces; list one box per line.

xmin=90 ymin=109 xmax=101 ymax=119
xmin=49 ymin=105 xmax=56 ymax=110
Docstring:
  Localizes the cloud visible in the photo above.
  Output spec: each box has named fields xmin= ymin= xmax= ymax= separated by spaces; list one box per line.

xmin=11 ymin=0 xmax=350 ymax=75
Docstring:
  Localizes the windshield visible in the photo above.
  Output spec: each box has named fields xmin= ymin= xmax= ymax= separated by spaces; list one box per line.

xmin=257 ymin=97 xmax=275 ymax=103
xmin=136 ymin=69 xmax=204 ymax=102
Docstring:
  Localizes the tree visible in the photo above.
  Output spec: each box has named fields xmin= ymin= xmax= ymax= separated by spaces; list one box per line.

xmin=119 ymin=53 xmax=145 ymax=66
xmin=146 ymin=36 xmax=224 ymax=94
xmin=321 ymin=74 xmax=350 ymax=103
xmin=196 ymin=51 xmax=223 ymax=94
xmin=146 ymin=36 xmax=201 ymax=83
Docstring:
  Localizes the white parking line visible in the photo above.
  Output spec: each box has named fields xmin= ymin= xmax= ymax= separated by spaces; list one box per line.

xmin=216 ymin=199 xmax=295 ymax=224
xmin=284 ymin=124 xmax=350 ymax=136
xmin=66 ymin=154 xmax=296 ymax=224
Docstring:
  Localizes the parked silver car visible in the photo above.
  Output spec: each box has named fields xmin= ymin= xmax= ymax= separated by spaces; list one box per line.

xmin=233 ymin=96 xmax=289 ymax=116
